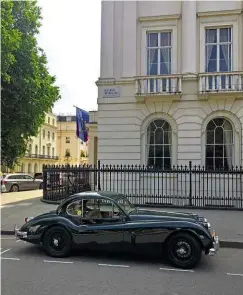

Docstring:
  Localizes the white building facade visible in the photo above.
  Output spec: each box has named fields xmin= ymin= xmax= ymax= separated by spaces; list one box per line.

xmin=88 ymin=1 xmax=243 ymax=206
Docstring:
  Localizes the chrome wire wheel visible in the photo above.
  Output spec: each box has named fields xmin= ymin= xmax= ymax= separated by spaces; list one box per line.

xmin=166 ymin=233 xmax=202 ymax=269
xmin=171 ymin=240 xmax=193 ymax=263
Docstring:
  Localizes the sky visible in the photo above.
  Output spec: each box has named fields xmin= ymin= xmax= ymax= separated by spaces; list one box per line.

xmin=37 ymin=0 xmax=101 ymax=115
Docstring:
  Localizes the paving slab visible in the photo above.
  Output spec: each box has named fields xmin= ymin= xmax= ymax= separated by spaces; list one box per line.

xmin=1 ymin=197 xmax=56 ymax=232
xmin=1 ymin=190 xmax=43 ymax=205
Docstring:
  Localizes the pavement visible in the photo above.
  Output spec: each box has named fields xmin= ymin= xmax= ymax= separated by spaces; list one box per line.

xmin=1 ymin=190 xmax=243 ymax=248
xmin=1 ymin=189 xmax=43 ymax=205
xmin=1 ymin=236 xmax=243 ymax=295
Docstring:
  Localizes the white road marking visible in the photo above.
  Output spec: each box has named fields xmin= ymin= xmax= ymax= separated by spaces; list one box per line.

xmin=226 ymin=273 xmax=243 ymax=277
xmin=0 ymin=248 xmax=11 ymax=255
xmin=16 ymin=240 xmax=21 ymax=243
xmin=0 ymin=205 xmax=15 ymax=209
xmin=159 ymin=267 xmax=194 ymax=273
xmin=43 ymin=260 xmax=74 ymax=264
xmin=1 ymin=257 xmax=20 ymax=261
xmin=17 ymin=202 xmax=32 ymax=206
xmin=0 ymin=237 xmax=16 ymax=240
xmin=98 ymin=263 xmax=130 ymax=268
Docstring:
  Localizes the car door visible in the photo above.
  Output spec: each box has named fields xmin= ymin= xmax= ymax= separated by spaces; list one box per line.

xmin=123 ymin=222 xmax=167 ymax=256
xmin=23 ymin=174 xmax=36 ymax=190
xmin=67 ymin=198 xmax=126 ymax=253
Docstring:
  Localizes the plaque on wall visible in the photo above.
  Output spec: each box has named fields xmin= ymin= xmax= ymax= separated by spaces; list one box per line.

xmin=103 ymin=87 xmax=120 ymax=98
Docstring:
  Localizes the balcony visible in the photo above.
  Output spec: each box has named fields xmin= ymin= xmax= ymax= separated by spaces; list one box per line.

xmin=25 ymin=154 xmax=59 ymax=160
xmin=199 ymin=71 xmax=243 ymax=98
xmin=135 ymin=75 xmax=182 ymax=102
xmin=89 ymin=111 xmax=98 ymax=124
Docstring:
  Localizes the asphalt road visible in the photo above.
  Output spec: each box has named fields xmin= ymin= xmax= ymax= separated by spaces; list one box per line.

xmin=1 ymin=236 xmax=243 ymax=295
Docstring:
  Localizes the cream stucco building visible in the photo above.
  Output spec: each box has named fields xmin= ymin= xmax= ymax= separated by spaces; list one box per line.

xmin=14 ymin=113 xmax=58 ymax=174
xmin=88 ymin=1 xmax=243 ymax=172
xmin=57 ymin=115 xmax=88 ymax=166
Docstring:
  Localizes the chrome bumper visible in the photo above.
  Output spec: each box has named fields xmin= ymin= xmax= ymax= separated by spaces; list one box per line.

xmin=14 ymin=225 xmax=27 ymax=239
xmin=208 ymin=235 xmax=219 ymax=256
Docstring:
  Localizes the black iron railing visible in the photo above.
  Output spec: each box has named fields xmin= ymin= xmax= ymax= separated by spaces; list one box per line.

xmin=42 ymin=161 xmax=243 ymax=210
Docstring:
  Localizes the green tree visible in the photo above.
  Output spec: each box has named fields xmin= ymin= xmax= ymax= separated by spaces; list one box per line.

xmin=1 ymin=0 xmax=60 ymax=168
xmin=80 ymin=150 xmax=86 ymax=158
xmin=65 ymin=149 xmax=71 ymax=164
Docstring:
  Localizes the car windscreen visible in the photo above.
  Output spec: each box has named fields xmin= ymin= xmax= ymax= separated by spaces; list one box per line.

xmin=116 ymin=197 xmax=136 ymax=214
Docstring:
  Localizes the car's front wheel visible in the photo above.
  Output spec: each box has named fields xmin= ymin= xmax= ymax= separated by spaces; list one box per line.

xmin=166 ymin=232 xmax=202 ymax=269
xmin=42 ymin=226 xmax=72 ymax=258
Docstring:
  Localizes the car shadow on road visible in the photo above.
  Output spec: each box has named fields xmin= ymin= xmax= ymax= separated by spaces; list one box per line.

xmin=15 ymin=243 xmax=218 ymax=272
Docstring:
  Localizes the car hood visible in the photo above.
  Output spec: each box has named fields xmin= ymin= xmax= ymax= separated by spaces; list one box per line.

xmin=129 ymin=208 xmax=200 ymax=222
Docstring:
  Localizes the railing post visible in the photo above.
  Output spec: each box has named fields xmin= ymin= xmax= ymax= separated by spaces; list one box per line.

xmin=98 ymin=160 xmax=101 ymax=191
xmin=43 ymin=164 xmax=47 ymax=200
xmin=189 ymin=161 xmax=192 ymax=206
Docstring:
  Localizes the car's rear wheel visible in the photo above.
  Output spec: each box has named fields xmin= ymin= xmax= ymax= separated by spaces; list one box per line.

xmin=10 ymin=185 xmax=19 ymax=192
xmin=166 ymin=232 xmax=202 ymax=269
xmin=42 ymin=226 xmax=72 ymax=258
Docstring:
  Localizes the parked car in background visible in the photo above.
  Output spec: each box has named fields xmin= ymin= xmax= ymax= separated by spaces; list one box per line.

xmin=1 ymin=173 xmax=43 ymax=193
xmin=34 ymin=173 xmax=43 ymax=179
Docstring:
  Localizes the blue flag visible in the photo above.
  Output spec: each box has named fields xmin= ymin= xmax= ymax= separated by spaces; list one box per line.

xmin=76 ymin=107 xmax=89 ymax=142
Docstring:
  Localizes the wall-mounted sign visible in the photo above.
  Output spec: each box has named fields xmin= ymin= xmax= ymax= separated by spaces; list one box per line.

xmin=103 ymin=87 xmax=120 ymax=98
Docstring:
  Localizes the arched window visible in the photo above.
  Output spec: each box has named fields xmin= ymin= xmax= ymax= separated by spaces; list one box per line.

xmin=35 ymin=145 xmax=38 ymax=155
xmin=206 ymin=117 xmax=233 ymax=170
xmin=28 ymin=144 xmax=32 ymax=155
xmin=147 ymin=119 xmax=172 ymax=168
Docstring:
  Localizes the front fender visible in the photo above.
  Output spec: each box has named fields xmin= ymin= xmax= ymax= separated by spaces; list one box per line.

xmin=161 ymin=221 xmax=213 ymax=249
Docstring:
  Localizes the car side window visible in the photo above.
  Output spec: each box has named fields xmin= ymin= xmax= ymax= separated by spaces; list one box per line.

xmin=24 ymin=175 xmax=33 ymax=180
xmin=83 ymin=198 xmax=124 ymax=223
xmin=66 ymin=198 xmax=125 ymax=223
xmin=66 ymin=200 xmax=83 ymax=216
xmin=8 ymin=175 xmax=23 ymax=180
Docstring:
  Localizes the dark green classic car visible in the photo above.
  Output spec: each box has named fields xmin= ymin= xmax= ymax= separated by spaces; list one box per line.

xmin=15 ymin=191 xmax=219 ymax=269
